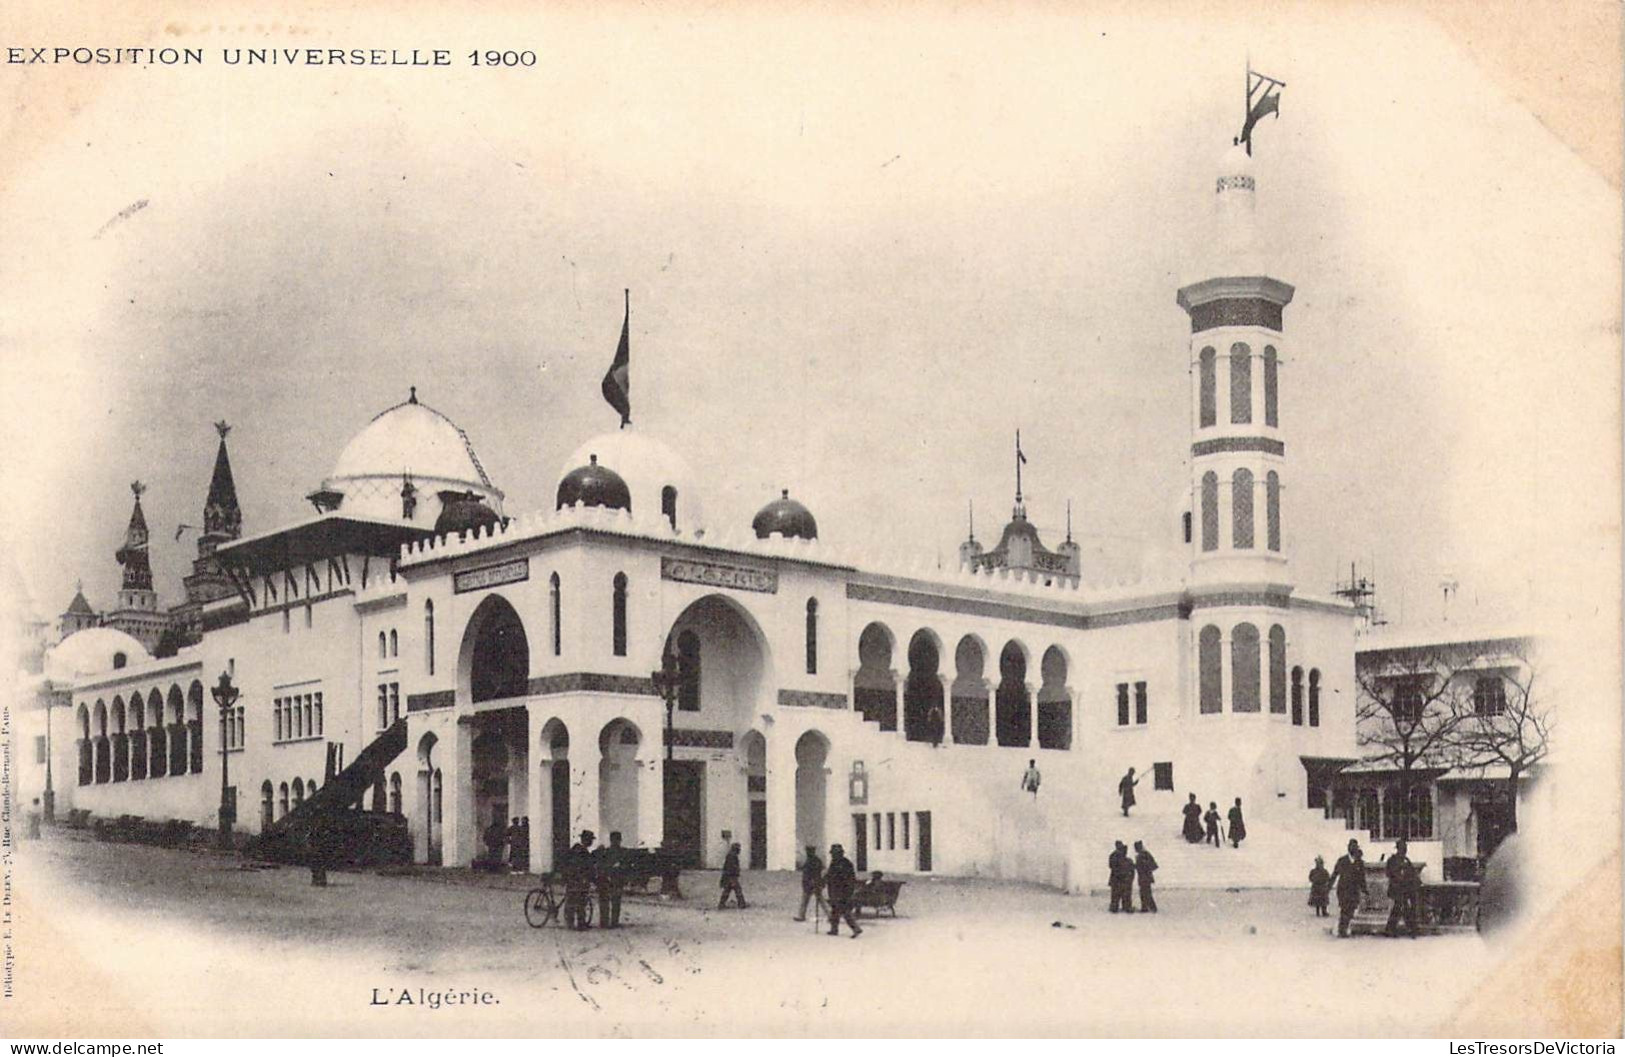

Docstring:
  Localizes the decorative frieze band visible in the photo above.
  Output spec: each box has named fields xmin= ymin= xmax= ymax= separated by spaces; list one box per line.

xmin=1186 ymin=297 xmax=1283 ymax=333
xmin=526 ymin=673 xmax=658 ymax=697
xmin=664 ymin=728 xmax=734 ymax=749
xmin=1191 ymin=436 xmax=1285 ymax=458
xmin=777 ymin=689 xmax=849 ymax=710
xmin=661 ymin=555 xmax=777 ymax=594
xmin=406 ymin=690 xmax=455 ymax=713
xmin=1189 ymin=590 xmax=1293 ymax=611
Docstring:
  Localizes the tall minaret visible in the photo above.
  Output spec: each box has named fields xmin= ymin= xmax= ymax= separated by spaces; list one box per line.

xmin=108 ymin=480 xmax=166 ymax=651
xmin=1177 ymin=141 xmax=1293 ymax=587
xmin=180 ymin=421 xmax=245 ymax=647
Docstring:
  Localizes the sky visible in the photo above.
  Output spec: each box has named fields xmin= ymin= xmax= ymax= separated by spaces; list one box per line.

xmin=1 ymin=3 xmax=1618 ymax=637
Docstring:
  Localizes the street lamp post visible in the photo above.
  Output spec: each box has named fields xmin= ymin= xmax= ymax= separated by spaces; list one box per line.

xmin=650 ymin=647 xmax=681 ymax=761
xmin=211 ymin=671 xmax=240 ymax=849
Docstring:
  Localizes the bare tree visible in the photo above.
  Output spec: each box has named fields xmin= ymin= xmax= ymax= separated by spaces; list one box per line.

xmin=1448 ymin=641 xmax=1553 ymax=833
xmin=1354 ymin=644 xmax=1477 ymax=839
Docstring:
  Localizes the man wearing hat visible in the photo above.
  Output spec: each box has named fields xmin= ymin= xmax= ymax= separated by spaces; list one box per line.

xmin=793 ymin=844 xmax=826 ymax=922
xmin=1328 ymin=838 xmax=1369 ymax=938
xmin=823 ymin=843 xmax=863 ymax=938
xmin=562 ymin=829 xmax=596 ymax=931
xmin=1384 ymin=838 xmax=1422 ymax=938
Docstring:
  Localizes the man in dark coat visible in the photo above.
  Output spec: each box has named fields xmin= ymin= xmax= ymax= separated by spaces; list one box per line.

xmin=823 ymin=843 xmax=863 ymax=938
xmin=1133 ymin=840 xmax=1158 ymax=913
xmin=1384 ymin=838 xmax=1422 ymax=938
xmin=595 ymin=831 xmax=627 ymax=928
xmin=1107 ymin=841 xmax=1135 ymax=913
xmin=1118 ymin=768 xmax=1139 ymax=817
xmin=562 ymin=829 xmax=596 ymax=930
xmin=718 ymin=841 xmax=747 ymax=908
xmin=1181 ymin=793 xmax=1205 ymax=843
xmin=793 ymin=844 xmax=826 ymax=922
xmin=1328 ymin=838 xmax=1368 ymax=938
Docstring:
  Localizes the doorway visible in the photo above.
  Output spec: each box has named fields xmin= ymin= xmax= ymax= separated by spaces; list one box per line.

xmin=851 ymin=813 xmax=868 ymax=872
xmin=749 ymin=800 xmax=767 ymax=870
xmin=663 ymin=759 xmax=704 ymax=867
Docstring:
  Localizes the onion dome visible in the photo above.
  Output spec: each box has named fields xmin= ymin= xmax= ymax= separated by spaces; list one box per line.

xmin=752 ymin=489 xmax=818 ymax=541
xmin=314 ymin=388 xmax=504 ymax=524
xmin=434 ymin=490 xmax=502 ymax=536
xmin=556 ymin=454 xmax=632 ymax=512
xmin=560 ymin=426 xmax=702 ymax=532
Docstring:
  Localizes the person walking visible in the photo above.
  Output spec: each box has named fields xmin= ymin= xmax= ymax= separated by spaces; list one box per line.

xmin=1383 ymin=838 xmax=1421 ymax=938
xmin=506 ymin=816 xmax=525 ymax=872
xmin=1021 ymin=759 xmax=1042 ymax=798
xmin=1118 ymin=768 xmax=1140 ymax=817
xmin=1107 ymin=841 xmax=1135 ymax=913
xmin=1227 ymin=798 xmax=1247 ymax=849
xmin=1133 ymin=840 xmax=1159 ymax=913
xmin=1328 ymin=838 xmax=1369 ymax=938
xmin=793 ymin=844 xmax=826 ymax=922
xmin=563 ymin=829 xmax=596 ymax=931
xmin=1204 ymin=801 xmax=1223 ymax=848
xmin=824 ymin=843 xmax=863 ymax=938
xmin=596 ymin=831 xmax=627 ymax=928
xmin=1308 ymin=856 xmax=1331 ymax=917
xmin=1181 ymin=793 xmax=1205 ymax=843
xmin=718 ymin=841 xmax=748 ymax=909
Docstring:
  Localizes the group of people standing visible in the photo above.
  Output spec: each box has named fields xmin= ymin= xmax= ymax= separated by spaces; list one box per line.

xmin=1310 ymin=837 xmax=1423 ymax=938
xmin=558 ymin=829 xmax=632 ymax=931
xmin=794 ymin=843 xmax=866 ymax=937
xmin=483 ymin=814 xmax=533 ymax=872
xmin=1106 ymin=840 xmax=1158 ymax=913
xmin=1178 ymin=791 xmax=1247 ymax=849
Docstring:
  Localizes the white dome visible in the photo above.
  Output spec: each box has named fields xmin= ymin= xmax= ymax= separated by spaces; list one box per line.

xmin=561 ymin=427 xmax=704 ymax=533
xmin=45 ymin=627 xmax=150 ymax=681
xmin=321 ymin=393 xmax=503 ymax=525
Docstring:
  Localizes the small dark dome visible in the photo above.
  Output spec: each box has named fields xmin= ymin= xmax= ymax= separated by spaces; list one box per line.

xmin=752 ymin=488 xmax=818 ymax=540
xmin=557 ymin=454 xmax=632 ymax=512
xmin=435 ymin=490 xmax=502 ymax=536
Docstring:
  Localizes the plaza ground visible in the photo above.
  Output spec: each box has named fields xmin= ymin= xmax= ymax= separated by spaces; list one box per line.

xmin=9 ymin=831 xmax=1510 ymax=1036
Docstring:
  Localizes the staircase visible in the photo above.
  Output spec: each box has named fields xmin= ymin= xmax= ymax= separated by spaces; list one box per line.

xmin=253 ymin=718 xmax=409 ymax=865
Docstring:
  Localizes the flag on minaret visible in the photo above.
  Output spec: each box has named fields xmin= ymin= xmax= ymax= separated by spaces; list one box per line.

xmin=1238 ymin=65 xmax=1285 ymax=155
xmin=601 ymin=290 xmax=632 ymax=427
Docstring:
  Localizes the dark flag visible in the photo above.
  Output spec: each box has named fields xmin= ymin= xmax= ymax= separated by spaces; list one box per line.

xmin=601 ymin=290 xmax=631 ymax=427
xmin=1238 ymin=66 xmax=1285 ymax=155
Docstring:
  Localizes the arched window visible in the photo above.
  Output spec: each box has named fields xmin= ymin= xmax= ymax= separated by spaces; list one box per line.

xmin=1201 ymin=472 xmax=1219 ymax=552
xmin=612 ymin=573 xmax=628 ymax=657
xmin=388 ymin=772 xmax=402 ymax=814
xmin=1198 ymin=626 xmax=1222 ymax=714
xmin=292 ymin=777 xmax=304 ymax=809
xmin=1263 ymin=346 xmax=1279 ymax=427
xmin=389 ymin=629 xmax=398 ymax=657
xmin=1232 ymin=468 xmax=1254 ymax=549
xmin=260 ymin=781 xmax=273 ymax=829
xmin=550 ymin=573 xmax=562 ymax=656
xmin=677 ymin=630 xmax=701 ymax=712
xmin=994 ymin=641 xmax=1031 ymax=748
xmin=378 ymin=631 xmax=387 ymax=659
xmin=425 ymin=600 xmax=435 ymax=675
xmin=805 ymin=598 xmax=818 ymax=675
xmin=1231 ymin=623 xmax=1261 ymax=712
xmin=661 ymin=486 xmax=678 ymax=530
xmin=1268 ymin=625 xmax=1287 ymax=714
xmin=1308 ymin=668 xmax=1321 ymax=727
xmin=1291 ymin=666 xmax=1304 ymax=725
xmin=1266 ymin=471 xmax=1281 ymax=552
xmin=1229 ymin=342 xmax=1252 ymax=423
xmin=278 ymin=782 xmax=289 ymax=819
xmin=1198 ymin=346 xmax=1217 ymax=428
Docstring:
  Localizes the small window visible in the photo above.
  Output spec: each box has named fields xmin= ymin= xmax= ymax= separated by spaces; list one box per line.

xmin=1134 ymin=681 xmax=1148 ymax=725
xmin=677 ymin=630 xmax=701 ymax=712
xmin=389 ymin=683 xmax=400 ymax=725
xmin=661 ymin=486 xmax=678 ymax=530
xmin=305 ymin=604 xmax=313 ymax=629
xmin=283 ymin=609 xmax=290 ymax=634
xmin=1198 ymin=347 xmax=1217 ymax=428
xmin=378 ymin=632 xmax=387 ymax=659
xmin=313 ymin=692 xmax=323 ymax=736
xmin=902 ymin=812 xmax=910 ymax=850
xmin=1230 ymin=342 xmax=1252 ymax=424
xmin=1474 ymin=676 xmax=1507 ymax=716
xmin=377 ymin=685 xmax=388 ymax=731
xmin=1200 ymin=472 xmax=1219 ymax=552
xmin=1152 ymin=762 xmax=1173 ymax=791
xmin=887 ymin=812 xmax=896 ymax=851
xmin=425 ymin=601 xmax=436 ymax=676
xmin=113 ymin=652 xmax=127 ymax=669
xmin=550 ymin=573 xmax=562 ymax=657
xmin=805 ymin=598 xmax=819 ymax=675
xmin=1309 ymin=668 xmax=1322 ymax=727
xmin=1392 ymin=678 xmax=1425 ymax=724
xmin=1182 ymin=511 xmax=1192 ymax=545
xmin=612 ymin=573 xmax=628 ymax=657
xmin=389 ymin=629 xmax=398 ymax=657
xmin=1116 ymin=683 xmax=1130 ymax=726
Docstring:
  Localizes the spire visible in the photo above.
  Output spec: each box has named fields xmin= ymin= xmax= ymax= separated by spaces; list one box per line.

xmin=65 ymin=581 xmax=95 ymax=617
xmin=1066 ymin=499 xmax=1073 ymax=544
xmin=116 ymin=481 xmax=154 ymax=592
xmin=202 ymin=421 xmax=242 ymax=545
xmin=1013 ymin=430 xmax=1029 ymax=519
xmin=967 ymin=499 xmax=976 ymax=544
